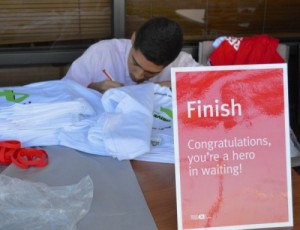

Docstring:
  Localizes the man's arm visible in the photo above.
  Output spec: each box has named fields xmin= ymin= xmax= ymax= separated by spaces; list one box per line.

xmin=88 ymin=81 xmax=124 ymax=94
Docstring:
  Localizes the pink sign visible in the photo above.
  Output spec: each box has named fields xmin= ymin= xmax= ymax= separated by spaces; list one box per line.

xmin=171 ymin=64 xmax=293 ymax=230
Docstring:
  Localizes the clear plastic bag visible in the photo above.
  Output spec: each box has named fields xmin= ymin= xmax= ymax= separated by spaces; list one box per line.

xmin=0 ymin=175 xmax=93 ymax=230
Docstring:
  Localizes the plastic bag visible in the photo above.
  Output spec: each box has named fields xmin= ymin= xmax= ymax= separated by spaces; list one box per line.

xmin=0 ymin=175 xmax=93 ymax=230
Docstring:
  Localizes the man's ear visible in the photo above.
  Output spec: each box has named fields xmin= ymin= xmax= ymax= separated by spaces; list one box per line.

xmin=131 ymin=32 xmax=136 ymax=43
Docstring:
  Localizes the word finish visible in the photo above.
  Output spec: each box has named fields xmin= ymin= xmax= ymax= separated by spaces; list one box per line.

xmin=187 ymin=99 xmax=242 ymax=118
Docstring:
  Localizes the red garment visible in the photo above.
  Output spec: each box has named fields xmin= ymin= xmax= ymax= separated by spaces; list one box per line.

xmin=209 ymin=35 xmax=284 ymax=65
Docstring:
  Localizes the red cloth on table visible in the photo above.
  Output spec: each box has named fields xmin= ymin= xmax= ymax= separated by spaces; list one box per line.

xmin=209 ymin=35 xmax=284 ymax=65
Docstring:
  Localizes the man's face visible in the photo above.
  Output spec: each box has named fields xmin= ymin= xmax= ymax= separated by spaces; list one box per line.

xmin=128 ymin=48 xmax=164 ymax=83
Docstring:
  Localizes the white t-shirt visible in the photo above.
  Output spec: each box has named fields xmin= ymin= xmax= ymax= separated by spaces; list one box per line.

xmin=63 ymin=39 xmax=200 ymax=86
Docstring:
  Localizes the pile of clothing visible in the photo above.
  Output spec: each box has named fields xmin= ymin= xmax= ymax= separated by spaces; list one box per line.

xmin=0 ymin=80 xmax=174 ymax=163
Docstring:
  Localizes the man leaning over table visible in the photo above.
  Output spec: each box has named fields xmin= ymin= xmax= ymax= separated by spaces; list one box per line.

xmin=63 ymin=17 xmax=200 ymax=93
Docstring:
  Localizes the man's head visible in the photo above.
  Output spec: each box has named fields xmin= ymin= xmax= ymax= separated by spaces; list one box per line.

xmin=128 ymin=17 xmax=183 ymax=83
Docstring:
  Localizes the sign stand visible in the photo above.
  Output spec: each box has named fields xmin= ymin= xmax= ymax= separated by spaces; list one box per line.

xmin=172 ymin=64 xmax=293 ymax=230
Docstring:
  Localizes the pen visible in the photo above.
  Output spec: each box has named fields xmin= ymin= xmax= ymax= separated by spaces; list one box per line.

xmin=102 ymin=68 xmax=114 ymax=81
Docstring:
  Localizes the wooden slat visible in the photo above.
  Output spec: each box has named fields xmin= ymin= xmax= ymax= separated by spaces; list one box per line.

xmin=0 ymin=0 xmax=76 ymax=5
xmin=264 ymin=0 xmax=300 ymax=35
xmin=0 ymin=4 xmax=78 ymax=10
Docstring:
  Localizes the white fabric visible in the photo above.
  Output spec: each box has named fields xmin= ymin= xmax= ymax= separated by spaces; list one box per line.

xmin=100 ymin=83 xmax=154 ymax=159
xmin=136 ymin=85 xmax=174 ymax=163
xmin=0 ymin=80 xmax=102 ymax=147
xmin=63 ymin=39 xmax=200 ymax=86
xmin=0 ymin=80 xmax=175 ymax=163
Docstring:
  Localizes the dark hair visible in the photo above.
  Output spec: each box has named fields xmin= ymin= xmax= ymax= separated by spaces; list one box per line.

xmin=133 ymin=17 xmax=183 ymax=67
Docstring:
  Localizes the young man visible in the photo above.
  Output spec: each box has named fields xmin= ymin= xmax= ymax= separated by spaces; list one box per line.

xmin=63 ymin=17 xmax=199 ymax=93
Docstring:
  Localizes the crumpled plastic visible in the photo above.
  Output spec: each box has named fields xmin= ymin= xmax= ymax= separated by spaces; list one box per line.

xmin=0 ymin=175 xmax=93 ymax=230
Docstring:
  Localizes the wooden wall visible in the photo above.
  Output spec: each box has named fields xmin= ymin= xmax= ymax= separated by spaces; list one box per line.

xmin=0 ymin=65 xmax=69 ymax=87
xmin=0 ymin=0 xmax=112 ymax=45
xmin=126 ymin=0 xmax=300 ymax=42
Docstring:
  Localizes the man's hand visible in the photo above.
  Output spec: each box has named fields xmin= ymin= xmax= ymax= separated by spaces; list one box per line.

xmin=158 ymin=81 xmax=171 ymax=88
xmin=88 ymin=80 xmax=124 ymax=93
